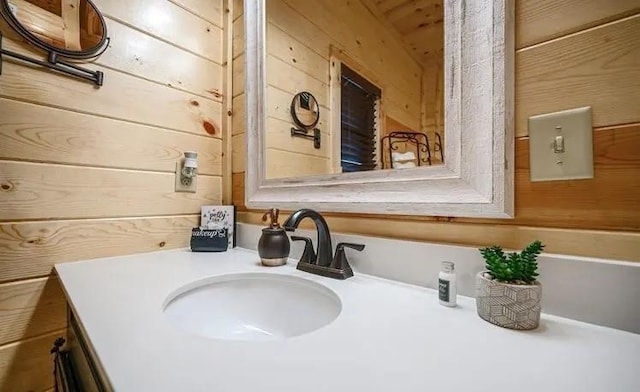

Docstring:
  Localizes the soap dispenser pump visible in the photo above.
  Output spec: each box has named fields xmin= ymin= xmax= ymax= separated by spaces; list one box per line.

xmin=258 ymin=208 xmax=290 ymax=266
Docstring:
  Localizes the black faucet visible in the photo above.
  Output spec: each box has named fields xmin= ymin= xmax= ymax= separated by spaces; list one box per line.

xmin=283 ymin=208 xmax=364 ymax=279
xmin=283 ymin=209 xmax=333 ymax=267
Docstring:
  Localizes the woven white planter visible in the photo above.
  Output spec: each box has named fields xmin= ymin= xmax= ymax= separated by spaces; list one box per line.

xmin=475 ymin=271 xmax=542 ymax=330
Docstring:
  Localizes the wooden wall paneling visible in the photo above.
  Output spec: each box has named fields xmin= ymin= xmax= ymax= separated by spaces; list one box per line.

xmin=382 ymin=95 xmax=421 ymax=131
xmin=0 ymin=99 xmax=222 ymax=175
xmin=233 ymin=53 xmax=245 ymax=97
xmin=92 ymin=0 xmax=222 ymax=61
xmin=222 ymin=0 xmax=235 ymax=204
xmin=267 ymin=55 xmax=329 ymax=107
xmin=516 ymin=0 xmax=640 ymax=48
xmin=385 ymin=116 xmax=413 ymax=134
xmin=0 ymin=161 xmax=221 ymax=221
xmin=269 ymin=0 xmax=422 ymax=107
xmin=99 ymin=18 xmax=224 ymax=100
xmin=421 ymin=57 xmax=444 ymax=132
xmin=267 ymin=22 xmax=329 ymax=81
xmin=515 ymin=14 xmax=640 ymax=137
xmin=0 ymin=62 xmax=222 ymax=138
xmin=232 ymin=16 xmax=244 ymax=59
xmin=232 ymin=0 xmax=245 ymax=180
xmin=265 ymin=0 xmax=423 ymax=153
xmin=264 ymin=53 xmax=331 ymax=178
xmin=265 ymin=149 xmax=330 ymax=180
xmin=232 ymin=0 xmax=243 ymax=20
xmin=232 ymin=172 xmax=245 ymax=208
xmin=265 ymin=20 xmax=330 ymax=176
xmin=168 ymin=0 xmax=224 ymax=27
xmin=232 ymin=94 xmax=245 ymax=136
xmin=0 ymin=216 xmax=200 ymax=283
xmin=61 ymin=0 xmax=81 ymax=51
xmin=0 ymin=18 xmax=224 ymax=101
xmin=267 ymin=87 xmax=329 ymax=128
xmin=276 ymin=0 xmax=421 ymax=95
xmin=0 ymin=0 xmax=226 ymax=389
xmin=232 ymin=133 xmax=245 ymax=173
xmin=266 ymin=118 xmax=330 ymax=158
xmin=238 ymin=210 xmax=640 ymax=262
xmin=266 ymin=0 xmax=331 ymax=59
xmin=232 ymin=0 xmax=640 ymax=262
xmin=434 ymin=58 xmax=444 ymax=133
xmin=232 ymin=123 xmax=640 ymax=242
xmin=0 ymin=277 xmax=66 ymax=346
xmin=513 ymin=125 xmax=640 ymax=231
xmin=9 ymin=0 xmax=65 ymax=47
xmin=0 ymin=330 xmax=66 ymax=392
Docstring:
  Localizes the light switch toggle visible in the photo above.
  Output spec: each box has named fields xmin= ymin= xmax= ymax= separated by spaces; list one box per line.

xmin=528 ymin=106 xmax=593 ymax=181
xmin=554 ymin=135 xmax=565 ymax=153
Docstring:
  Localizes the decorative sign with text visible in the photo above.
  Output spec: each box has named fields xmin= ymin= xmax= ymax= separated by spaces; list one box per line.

xmin=200 ymin=205 xmax=235 ymax=248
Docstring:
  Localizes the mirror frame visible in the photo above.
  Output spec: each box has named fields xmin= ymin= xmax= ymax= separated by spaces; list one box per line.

xmin=0 ymin=0 xmax=108 ymax=59
xmin=245 ymin=0 xmax=514 ymax=218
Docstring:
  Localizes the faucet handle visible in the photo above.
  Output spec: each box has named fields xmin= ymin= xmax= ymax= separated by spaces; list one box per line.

xmin=338 ymin=243 xmax=365 ymax=252
xmin=329 ymin=242 xmax=364 ymax=273
xmin=291 ymin=236 xmax=317 ymax=264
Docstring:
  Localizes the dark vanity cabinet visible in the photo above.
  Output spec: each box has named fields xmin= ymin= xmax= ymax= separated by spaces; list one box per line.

xmin=54 ymin=308 xmax=110 ymax=392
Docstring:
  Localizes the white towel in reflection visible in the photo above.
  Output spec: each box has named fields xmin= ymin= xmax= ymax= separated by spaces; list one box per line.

xmin=391 ymin=151 xmax=416 ymax=162
xmin=393 ymin=161 xmax=416 ymax=169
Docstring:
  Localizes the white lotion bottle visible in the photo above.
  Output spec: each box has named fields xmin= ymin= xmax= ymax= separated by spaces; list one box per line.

xmin=438 ymin=261 xmax=457 ymax=307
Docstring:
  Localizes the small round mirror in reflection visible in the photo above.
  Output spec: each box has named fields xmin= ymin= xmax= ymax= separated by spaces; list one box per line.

xmin=290 ymin=91 xmax=320 ymax=130
xmin=2 ymin=0 xmax=107 ymax=58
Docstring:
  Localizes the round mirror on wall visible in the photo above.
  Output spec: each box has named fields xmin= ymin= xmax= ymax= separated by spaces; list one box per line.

xmin=0 ymin=0 xmax=108 ymax=85
xmin=289 ymin=91 xmax=321 ymax=149
xmin=1 ymin=0 xmax=108 ymax=58
xmin=290 ymin=91 xmax=320 ymax=131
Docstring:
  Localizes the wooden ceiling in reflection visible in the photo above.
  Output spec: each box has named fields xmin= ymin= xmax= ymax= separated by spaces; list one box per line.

xmin=24 ymin=0 xmax=61 ymax=15
xmin=364 ymin=0 xmax=444 ymax=68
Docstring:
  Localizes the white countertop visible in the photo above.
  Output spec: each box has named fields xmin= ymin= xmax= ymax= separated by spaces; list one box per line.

xmin=56 ymin=248 xmax=640 ymax=392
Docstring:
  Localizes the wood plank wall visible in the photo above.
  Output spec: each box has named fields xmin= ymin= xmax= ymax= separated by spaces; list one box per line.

xmin=262 ymin=0 xmax=424 ymax=178
xmin=0 ymin=0 xmax=226 ymax=389
xmin=232 ymin=2 xmax=640 ymax=261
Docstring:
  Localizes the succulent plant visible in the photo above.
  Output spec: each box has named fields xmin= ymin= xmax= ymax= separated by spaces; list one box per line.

xmin=479 ymin=241 xmax=544 ymax=284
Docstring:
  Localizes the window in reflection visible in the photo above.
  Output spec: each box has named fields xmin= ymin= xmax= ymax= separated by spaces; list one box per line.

xmin=340 ymin=64 xmax=381 ymax=173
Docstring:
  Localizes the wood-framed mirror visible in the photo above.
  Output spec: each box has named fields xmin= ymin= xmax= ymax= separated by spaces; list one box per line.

xmin=245 ymin=0 xmax=514 ymax=218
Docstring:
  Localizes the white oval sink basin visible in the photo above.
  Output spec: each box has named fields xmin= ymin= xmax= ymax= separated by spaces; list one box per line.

xmin=163 ymin=273 xmax=341 ymax=341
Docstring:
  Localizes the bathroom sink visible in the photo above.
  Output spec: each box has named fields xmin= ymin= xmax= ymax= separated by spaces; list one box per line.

xmin=163 ymin=273 xmax=341 ymax=341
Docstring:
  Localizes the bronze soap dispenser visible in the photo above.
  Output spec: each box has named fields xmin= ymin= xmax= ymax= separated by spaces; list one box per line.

xmin=258 ymin=208 xmax=290 ymax=266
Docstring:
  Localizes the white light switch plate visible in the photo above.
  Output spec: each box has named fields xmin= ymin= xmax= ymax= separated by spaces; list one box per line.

xmin=528 ymin=107 xmax=593 ymax=182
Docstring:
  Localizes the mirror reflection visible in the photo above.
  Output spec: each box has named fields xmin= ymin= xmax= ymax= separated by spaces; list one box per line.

xmin=6 ymin=0 xmax=104 ymax=53
xmin=265 ymin=0 xmax=444 ymax=180
xmin=291 ymin=91 xmax=320 ymax=130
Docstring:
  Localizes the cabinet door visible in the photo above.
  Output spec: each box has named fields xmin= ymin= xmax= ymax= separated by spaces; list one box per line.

xmin=67 ymin=310 xmax=110 ymax=391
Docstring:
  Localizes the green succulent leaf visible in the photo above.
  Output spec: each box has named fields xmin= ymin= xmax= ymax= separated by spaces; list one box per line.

xmin=479 ymin=241 xmax=544 ymax=284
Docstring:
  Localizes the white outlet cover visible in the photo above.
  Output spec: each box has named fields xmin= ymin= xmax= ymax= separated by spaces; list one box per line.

xmin=175 ymin=161 xmax=197 ymax=193
xmin=528 ymin=107 xmax=594 ymax=182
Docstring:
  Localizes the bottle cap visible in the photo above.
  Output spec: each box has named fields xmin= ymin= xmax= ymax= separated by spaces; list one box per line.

xmin=441 ymin=261 xmax=455 ymax=272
